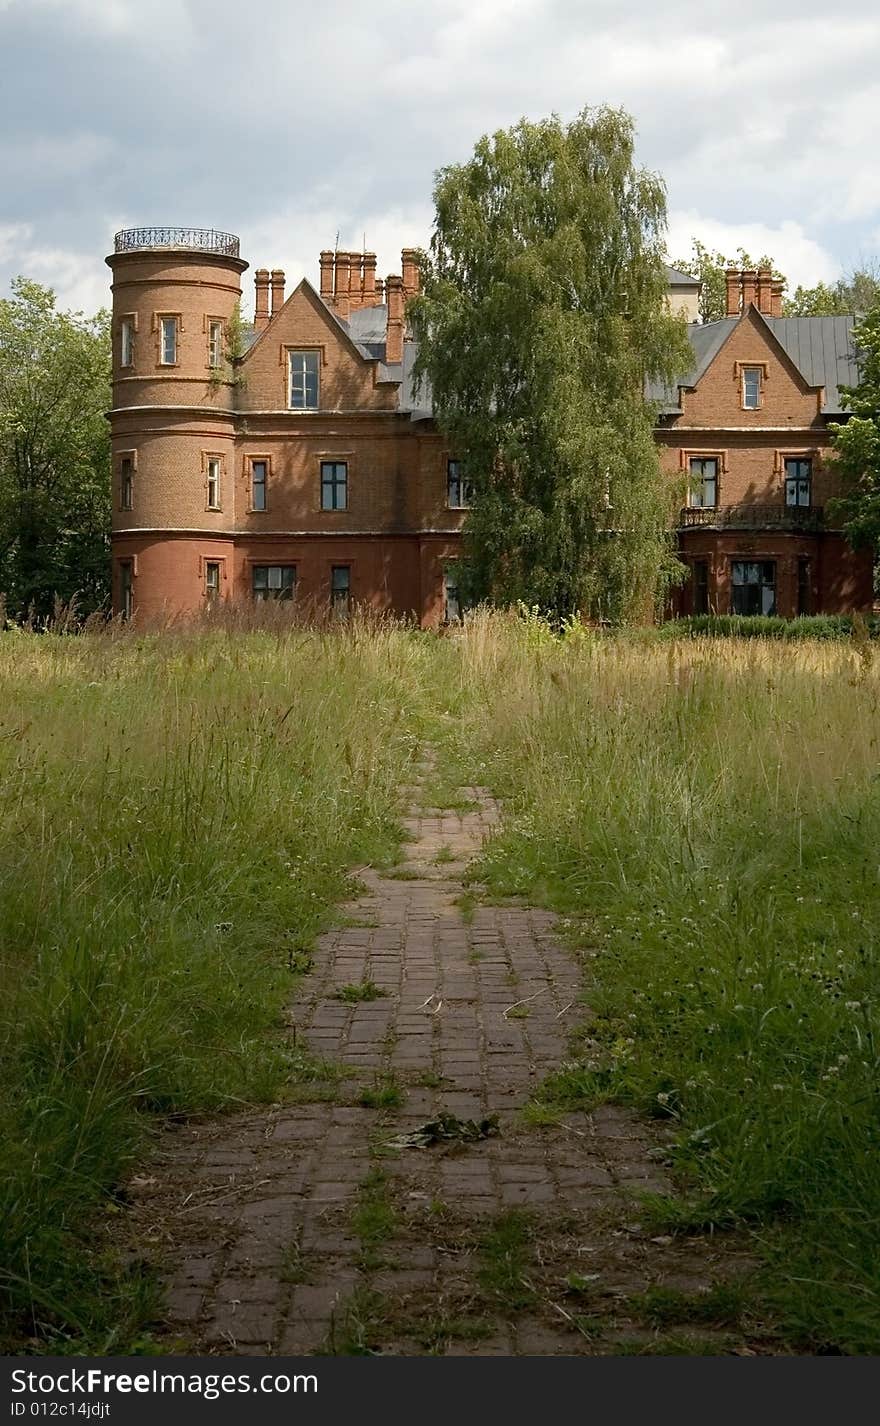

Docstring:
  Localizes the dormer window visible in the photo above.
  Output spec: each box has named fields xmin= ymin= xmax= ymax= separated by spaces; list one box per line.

xmin=742 ymin=366 xmax=762 ymax=409
xmin=289 ymin=350 xmax=319 ymax=409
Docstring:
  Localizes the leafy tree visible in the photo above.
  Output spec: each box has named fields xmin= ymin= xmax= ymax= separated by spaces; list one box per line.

xmin=786 ymin=264 xmax=880 ymax=316
xmin=828 ymin=304 xmax=880 ymax=550
xmin=671 ymin=239 xmax=784 ymax=322
xmin=411 ymin=106 xmax=694 ymax=623
xmin=0 ymin=278 xmax=111 ymax=618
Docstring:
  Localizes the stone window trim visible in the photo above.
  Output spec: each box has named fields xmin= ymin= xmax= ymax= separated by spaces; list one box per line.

xmin=118 ymin=312 xmax=138 ymax=367
xmin=153 ymin=311 xmax=183 ymax=367
xmin=203 ymin=451 xmax=224 ymax=511
xmin=205 ymin=316 xmax=225 ymax=370
xmin=734 ymin=361 xmax=769 ymax=410
xmin=245 ymin=453 xmax=272 ymax=512
xmin=117 ymin=553 xmax=138 ymax=577
xmin=678 ymin=448 xmax=729 ymax=472
xmin=198 ymin=554 xmax=227 ymax=577
xmin=280 ymin=342 xmax=328 ymax=368
xmin=773 ymin=447 xmax=820 ymax=475
xmin=117 ymin=448 xmax=137 ymax=512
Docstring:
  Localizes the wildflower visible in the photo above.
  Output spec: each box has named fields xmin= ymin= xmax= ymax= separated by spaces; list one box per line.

xmin=845 ymin=1001 xmax=861 ymax=1011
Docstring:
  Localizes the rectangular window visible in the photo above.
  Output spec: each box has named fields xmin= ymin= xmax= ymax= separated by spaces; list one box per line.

xmin=692 ymin=560 xmax=709 ymax=615
xmin=320 ymin=461 xmax=348 ymax=511
xmin=251 ymin=460 xmax=267 ymax=511
xmin=289 ymin=350 xmax=319 ymax=409
xmin=444 ymin=570 xmax=461 ymax=624
xmin=252 ymin=565 xmax=296 ymax=601
xmin=120 ymin=456 xmax=133 ymax=511
xmin=206 ymin=457 xmax=221 ymax=511
xmin=205 ymin=561 xmax=221 ymax=602
xmin=731 ymin=560 xmax=776 ymax=616
xmin=331 ymin=565 xmax=350 ymax=617
xmin=208 ymin=320 xmax=223 ymax=369
xmin=797 ymin=558 xmax=812 ymax=616
xmin=447 ymin=459 xmax=473 ymax=509
xmin=120 ymin=318 xmax=134 ymax=368
xmin=742 ymin=366 xmax=761 ymax=409
xmin=160 ymin=316 xmax=178 ymax=365
xmin=785 ymin=457 xmax=812 ymax=508
xmin=119 ymin=561 xmax=133 ymax=620
xmin=688 ymin=457 xmax=718 ymax=509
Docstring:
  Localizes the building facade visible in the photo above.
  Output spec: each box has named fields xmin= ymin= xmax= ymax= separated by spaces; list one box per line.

xmin=107 ymin=231 xmax=872 ymax=623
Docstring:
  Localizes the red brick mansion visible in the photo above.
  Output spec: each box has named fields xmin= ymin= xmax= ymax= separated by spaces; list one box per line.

xmin=107 ymin=229 xmax=872 ymax=623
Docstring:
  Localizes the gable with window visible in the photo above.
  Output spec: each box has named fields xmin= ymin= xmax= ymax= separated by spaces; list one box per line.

xmin=289 ymin=350 xmax=319 ymax=409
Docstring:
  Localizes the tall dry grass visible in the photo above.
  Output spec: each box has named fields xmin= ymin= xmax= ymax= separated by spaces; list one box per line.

xmin=449 ymin=610 xmax=880 ymax=1352
xmin=0 ymin=613 xmax=435 ymax=1349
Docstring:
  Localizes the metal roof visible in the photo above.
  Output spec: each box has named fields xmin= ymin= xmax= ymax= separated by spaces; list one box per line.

xmin=664 ymin=264 xmax=700 ymax=287
xmin=648 ymin=311 xmax=860 ymax=416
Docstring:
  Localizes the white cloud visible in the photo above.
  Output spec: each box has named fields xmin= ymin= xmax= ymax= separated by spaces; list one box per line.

xmin=666 ymin=212 xmax=840 ymax=290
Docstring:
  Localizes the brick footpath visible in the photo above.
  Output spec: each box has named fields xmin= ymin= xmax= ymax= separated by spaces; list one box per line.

xmin=133 ymin=760 xmax=741 ymax=1355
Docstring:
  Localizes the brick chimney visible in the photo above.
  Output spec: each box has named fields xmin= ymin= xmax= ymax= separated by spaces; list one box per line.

xmin=770 ymin=280 xmax=784 ymax=317
xmin=725 ymin=269 xmax=741 ymax=317
xmin=319 ymin=250 xmax=334 ymax=301
xmin=741 ymin=269 xmax=758 ymax=309
xmin=757 ymin=267 xmax=773 ymax=315
xmin=362 ymin=253 xmax=377 ymax=306
xmin=270 ymin=268 xmax=285 ymax=316
xmin=254 ymin=268 xmax=271 ymax=328
xmin=375 ymin=277 xmax=385 ymax=302
xmin=334 ymin=251 xmax=351 ymax=319
xmin=385 ymin=274 xmax=405 ymax=363
xmin=401 ymin=248 xmax=420 ymax=299
xmin=348 ymin=253 xmax=366 ymax=312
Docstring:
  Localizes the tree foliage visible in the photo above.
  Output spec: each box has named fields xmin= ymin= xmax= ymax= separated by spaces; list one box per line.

xmin=786 ymin=265 xmax=880 ymax=317
xmin=828 ymin=304 xmax=880 ymax=550
xmin=411 ymin=106 xmax=693 ymax=623
xmin=673 ymin=240 xmax=880 ymax=322
xmin=0 ymin=278 xmax=111 ymax=617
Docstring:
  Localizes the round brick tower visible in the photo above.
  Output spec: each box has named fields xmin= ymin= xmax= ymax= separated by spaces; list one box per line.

xmin=106 ymin=227 xmax=248 ymax=619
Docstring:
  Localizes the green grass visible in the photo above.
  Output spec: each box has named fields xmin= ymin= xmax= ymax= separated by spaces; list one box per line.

xmin=352 ymin=1169 xmax=397 ymax=1269
xmin=334 ymin=980 xmax=388 ymax=1003
xmin=357 ymin=1075 xmax=406 ymax=1110
xmin=451 ymin=609 xmax=880 ymax=1354
xmin=0 ymin=617 xmax=440 ymax=1351
xmin=477 ymin=1211 xmax=536 ymax=1310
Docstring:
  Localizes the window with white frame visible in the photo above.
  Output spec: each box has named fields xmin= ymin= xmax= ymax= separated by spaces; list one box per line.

xmin=208 ymin=320 xmax=223 ymax=369
xmin=741 ymin=366 xmax=762 ymax=409
xmin=205 ymin=561 xmax=221 ymax=602
xmin=289 ymin=350 xmax=319 ymax=409
xmin=119 ymin=561 xmax=134 ymax=620
xmin=206 ymin=457 xmax=221 ymax=510
xmin=120 ymin=318 xmax=134 ymax=368
xmin=160 ymin=316 xmax=178 ymax=365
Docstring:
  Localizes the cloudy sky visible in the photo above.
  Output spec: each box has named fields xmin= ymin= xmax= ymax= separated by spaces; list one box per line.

xmin=1 ymin=0 xmax=879 ymax=316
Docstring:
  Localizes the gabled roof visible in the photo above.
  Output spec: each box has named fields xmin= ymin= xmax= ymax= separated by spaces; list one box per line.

xmin=664 ymin=264 xmax=700 ymax=287
xmin=238 ymin=279 xmax=385 ymax=364
xmin=648 ymin=310 xmax=860 ymax=416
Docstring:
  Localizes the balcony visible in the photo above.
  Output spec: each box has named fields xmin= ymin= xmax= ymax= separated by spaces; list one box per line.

xmin=678 ymin=504 xmax=826 ymax=533
xmin=113 ymin=227 xmax=241 ymax=258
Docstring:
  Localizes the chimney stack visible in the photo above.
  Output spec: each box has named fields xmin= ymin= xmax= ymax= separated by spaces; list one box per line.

xmin=363 ymin=253 xmax=377 ymax=305
xmin=401 ymin=248 xmax=420 ymax=299
xmin=770 ymin=279 xmax=784 ymax=318
xmin=725 ymin=268 xmax=741 ymax=317
xmin=319 ymin=250 xmax=334 ymax=301
xmin=270 ymin=268 xmax=285 ymax=316
xmin=254 ymin=268 xmax=271 ymax=328
xmin=334 ymin=251 xmax=351 ymax=319
xmin=385 ymin=274 xmax=405 ymax=363
xmin=757 ymin=267 xmax=773 ymax=315
xmin=741 ymin=269 xmax=758 ymax=309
